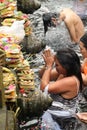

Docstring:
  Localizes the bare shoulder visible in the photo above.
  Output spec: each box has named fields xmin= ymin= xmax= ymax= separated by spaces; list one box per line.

xmin=55 ymin=76 xmax=79 ymax=89
xmin=49 ymin=76 xmax=78 ymax=93
xmin=60 ymin=76 xmax=79 ymax=87
xmin=62 ymin=8 xmax=73 ymax=13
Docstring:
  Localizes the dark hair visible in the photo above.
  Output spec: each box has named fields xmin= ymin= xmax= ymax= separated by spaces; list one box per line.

xmin=56 ymin=48 xmax=82 ymax=91
xmin=80 ymin=33 xmax=87 ymax=49
xmin=42 ymin=12 xmax=59 ymax=34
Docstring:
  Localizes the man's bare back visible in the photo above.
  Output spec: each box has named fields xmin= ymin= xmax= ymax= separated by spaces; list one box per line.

xmin=58 ymin=8 xmax=85 ymax=43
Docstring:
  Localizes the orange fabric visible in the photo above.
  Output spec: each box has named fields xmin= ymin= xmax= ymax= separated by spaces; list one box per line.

xmin=83 ymin=63 xmax=87 ymax=75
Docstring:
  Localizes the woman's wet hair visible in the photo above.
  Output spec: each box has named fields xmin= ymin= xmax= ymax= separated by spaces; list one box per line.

xmin=80 ymin=33 xmax=87 ymax=49
xmin=55 ymin=48 xmax=82 ymax=91
xmin=42 ymin=12 xmax=59 ymax=34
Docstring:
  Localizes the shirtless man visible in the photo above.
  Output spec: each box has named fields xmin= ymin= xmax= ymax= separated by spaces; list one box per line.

xmin=43 ymin=8 xmax=85 ymax=44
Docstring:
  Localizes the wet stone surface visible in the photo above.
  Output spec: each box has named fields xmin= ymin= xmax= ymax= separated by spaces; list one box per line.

xmin=28 ymin=0 xmax=87 ymax=66
xmin=29 ymin=0 xmax=73 ymax=42
xmin=26 ymin=0 xmax=87 ymax=129
xmin=28 ymin=0 xmax=87 ymax=90
xmin=28 ymin=0 xmax=87 ymax=59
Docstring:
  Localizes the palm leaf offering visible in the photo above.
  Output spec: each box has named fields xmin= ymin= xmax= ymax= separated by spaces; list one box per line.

xmin=0 ymin=1 xmax=16 ymax=18
xmin=0 ymin=48 xmax=6 ymax=66
xmin=16 ymin=61 xmax=35 ymax=91
xmin=0 ymin=1 xmax=32 ymax=36
xmin=4 ymin=44 xmax=24 ymax=68
xmin=3 ymin=67 xmax=17 ymax=101
xmin=0 ymin=0 xmax=52 ymax=126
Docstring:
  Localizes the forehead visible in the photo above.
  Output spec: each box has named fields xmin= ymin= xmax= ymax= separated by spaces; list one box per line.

xmin=79 ymin=41 xmax=85 ymax=48
xmin=55 ymin=57 xmax=61 ymax=64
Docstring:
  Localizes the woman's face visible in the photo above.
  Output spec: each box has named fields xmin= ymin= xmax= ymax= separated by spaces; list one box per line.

xmin=79 ymin=41 xmax=87 ymax=58
xmin=55 ymin=57 xmax=66 ymax=75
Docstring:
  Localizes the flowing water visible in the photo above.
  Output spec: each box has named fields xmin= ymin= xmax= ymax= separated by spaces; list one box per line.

xmin=29 ymin=0 xmax=74 ymax=44
xmin=28 ymin=0 xmax=87 ymax=70
xmin=27 ymin=0 xmax=87 ymax=129
xmin=28 ymin=0 xmax=87 ymax=92
xmin=29 ymin=0 xmax=87 ymax=59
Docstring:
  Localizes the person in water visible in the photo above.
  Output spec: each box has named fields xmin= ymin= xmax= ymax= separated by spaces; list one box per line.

xmin=74 ymin=33 xmax=87 ymax=124
xmin=79 ymin=33 xmax=87 ymax=86
xmin=43 ymin=8 xmax=85 ymax=44
xmin=39 ymin=48 xmax=82 ymax=130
